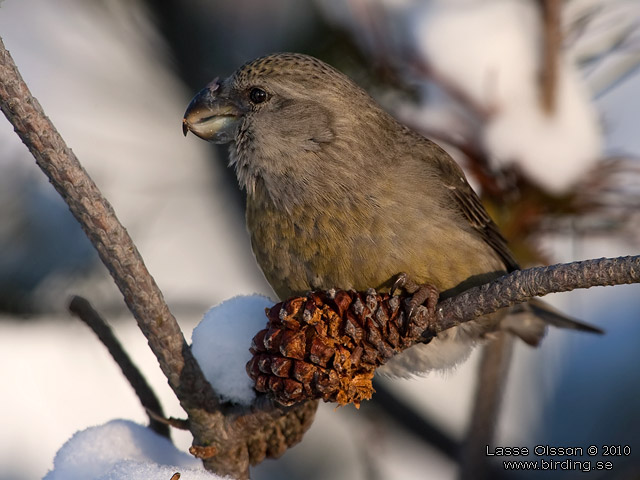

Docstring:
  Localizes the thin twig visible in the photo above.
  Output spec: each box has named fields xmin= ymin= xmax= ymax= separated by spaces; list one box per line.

xmin=68 ymin=295 xmax=171 ymax=439
xmin=146 ymin=408 xmax=190 ymax=430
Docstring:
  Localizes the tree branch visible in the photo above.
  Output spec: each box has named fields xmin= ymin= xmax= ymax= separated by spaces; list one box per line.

xmin=436 ymin=255 xmax=639 ymax=330
xmin=0 ymin=33 xmax=229 ymax=436
xmin=0 ymin=36 xmax=216 ymax=410
xmin=68 ymin=295 xmax=171 ymax=439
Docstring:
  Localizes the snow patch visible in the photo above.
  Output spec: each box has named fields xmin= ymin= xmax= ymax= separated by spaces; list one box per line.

xmin=191 ymin=295 xmax=274 ymax=405
xmin=43 ymin=419 xmax=222 ymax=480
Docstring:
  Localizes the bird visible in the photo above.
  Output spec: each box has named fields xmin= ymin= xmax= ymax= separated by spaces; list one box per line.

xmin=182 ymin=53 xmax=601 ymax=376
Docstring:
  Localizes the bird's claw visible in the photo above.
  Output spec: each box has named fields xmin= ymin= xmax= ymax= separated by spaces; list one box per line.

xmin=392 ymin=272 xmax=419 ymax=296
xmin=392 ymin=272 xmax=439 ymax=321
xmin=406 ymin=283 xmax=439 ymax=320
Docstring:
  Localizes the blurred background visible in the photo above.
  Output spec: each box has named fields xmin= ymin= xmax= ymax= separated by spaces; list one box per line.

xmin=1 ymin=0 xmax=639 ymax=478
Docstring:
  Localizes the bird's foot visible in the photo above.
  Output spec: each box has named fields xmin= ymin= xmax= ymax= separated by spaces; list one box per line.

xmin=392 ymin=273 xmax=440 ymax=338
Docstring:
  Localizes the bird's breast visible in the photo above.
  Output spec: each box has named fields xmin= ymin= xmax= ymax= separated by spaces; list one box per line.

xmin=245 ymin=179 xmax=506 ymax=301
xmin=245 ymin=190 xmax=372 ymax=299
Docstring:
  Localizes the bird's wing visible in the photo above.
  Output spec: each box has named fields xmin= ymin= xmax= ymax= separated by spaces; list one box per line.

xmin=434 ymin=150 xmax=520 ymax=272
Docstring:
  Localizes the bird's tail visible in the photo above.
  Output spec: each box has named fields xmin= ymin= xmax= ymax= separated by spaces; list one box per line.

xmin=501 ymin=298 xmax=604 ymax=346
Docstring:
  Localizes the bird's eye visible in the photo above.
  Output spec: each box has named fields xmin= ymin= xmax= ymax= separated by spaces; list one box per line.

xmin=249 ymin=87 xmax=268 ymax=104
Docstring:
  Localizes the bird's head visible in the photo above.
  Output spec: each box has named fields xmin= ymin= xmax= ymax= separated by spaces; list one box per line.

xmin=183 ymin=53 xmax=395 ymax=200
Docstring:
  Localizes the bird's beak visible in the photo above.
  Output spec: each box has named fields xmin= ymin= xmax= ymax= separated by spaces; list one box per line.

xmin=182 ymin=78 xmax=243 ymax=144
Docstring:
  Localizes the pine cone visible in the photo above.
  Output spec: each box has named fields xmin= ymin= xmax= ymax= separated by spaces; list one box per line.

xmin=246 ymin=289 xmax=437 ymax=408
xmin=246 ymin=398 xmax=319 ymax=464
